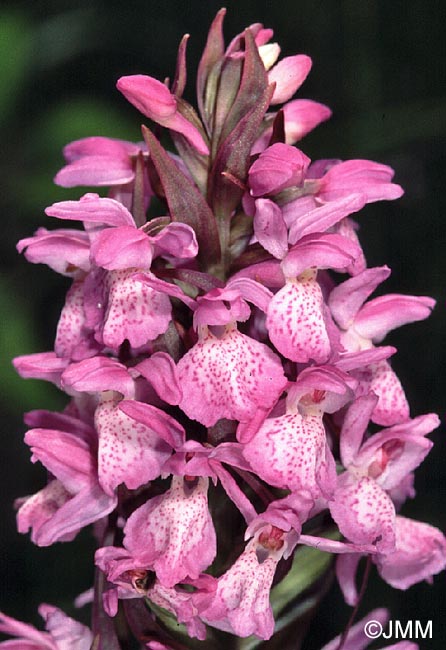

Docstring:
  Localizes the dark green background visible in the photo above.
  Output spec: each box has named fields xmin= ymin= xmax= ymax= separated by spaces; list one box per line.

xmin=1 ymin=0 xmax=445 ymax=647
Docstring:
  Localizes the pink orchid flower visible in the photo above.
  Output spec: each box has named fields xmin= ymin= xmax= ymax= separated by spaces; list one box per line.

xmin=329 ymin=394 xmax=439 ymax=552
xmin=197 ymin=525 xmax=290 ymax=639
xmin=336 ymin=515 xmax=446 ymax=607
xmin=60 ymin=355 xmax=184 ymax=496
xmin=171 ymin=279 xmax=287 ymax=429
xmin=119 ymin=476 xmax=216 ymax=588
xmin=16 ymin=409 xmax=117 ymax=546
xmin=243 ymin=366 xmax=356 ymax=495
xmin=329 ymin=266 xmax=435 ymax=424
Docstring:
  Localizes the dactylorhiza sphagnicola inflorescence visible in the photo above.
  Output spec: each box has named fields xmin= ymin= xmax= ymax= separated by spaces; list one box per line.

xmin=6 ymin=9 xmax=445 ymax=650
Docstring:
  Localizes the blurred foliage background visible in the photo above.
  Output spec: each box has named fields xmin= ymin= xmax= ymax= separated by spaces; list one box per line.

xmin=1 ymin=0 xmax=445 ymax=647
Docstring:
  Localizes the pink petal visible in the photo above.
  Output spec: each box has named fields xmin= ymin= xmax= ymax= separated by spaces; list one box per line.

xmin=253 ymin=27 xmax=274 ymax=46
xmin=334 ymin=217 xmax=367 ymax=275
xmin=248 ymin=143 xmax=310 ymax=196
xmin=45 ymin=193 xmax=135 ymax=228
xmin=158 ymin=110 xmax=210 ymax=155
xmin=371 ymin=435 xmax=432 ymax=489
xmin=147 ymin=582 xmax=208 ymax=640
xmin=253 ymin=199 xmax=288 ymax=259
xmin=17 ymin=228 xmax=91 ymax=276
xmin=281 ymin=233 xmax=361 ymax=278
xmin=135 ymin=352 xmax=183 ymax=405
xmin=100 ymin=269 xmax=172 ymax=350
xmin=251 ymin=100 xmax=332 ymax=154
xmin=243 ymin=412 xmax=337 ymax=497
xmin=354 ymin=294 xmax=436 ymax=343
xmin=340 ymin=393 xmax=379 ymax=467
xmin=281 ymin=195 xmax=318 ymax=224
xmin=300 ymin=536 xmax=375 ymax=554
xmin=379 ymin=412 xmax=440 ymax=438
xmin=12 ymin=352 xmax=68 ymax=386
xmin=61 ymin=356 xmax=135 ymax=398
xmin=24 ymin=428 xmax=94 ymax=494
xmin=199 ymin=538 xmax=278 ymax=640
xmin=225 ymin=277 xmax=274 ymax=313
xmin=95 ymin=399 xmax=172 ymax=495
xmin=335 ymin=346 xmax=396 ymax=372
xmin=376 ymin=516 xmax=446 ymax=589
xmin=246 ymin=492 xmax=313 ymax=542
xmin=329 ymin=474 xmax=396 ymax=552
xmin=328 ymin=266 xmax=391 ymax=330
xmin=266 ymin=278 xmax=332 ymax=363
xmin=387 ymin=473 xmax=416 ymax=510
xmin=16 ymin=480 xmax=73 ymax=544
xmin=213 ymin=464 xmax=258 ymax=524
xmin=286 ymin=193 xmax=366 ymax=245
xmin=90 ymin=226 xmax=153 ymax=270
xmin=117 ymin=74 xmax=177 ymax=118
xmin=283 ymin=98 xmax=332 ymax=143
xmin=117 ymin=75 xmax=209 ymax=154
xmin=151 ymin=222 xmax=198 ymax=260
xmin=287 ymin=365 xmax=356 ymax=414
xmin=193 ymin=288 xmax=251 ymax=328
xmin=268 ymin=55 xmax=312 ymax=104
xmin=132 ymin=271 xmax=196 ymax=309
xmin=31 ymin=483 xmax=117 ymax=546
xmin=350 ymin=359 xmax=410 ymax=426
xmin=38 ymin=605 xmax=93 ymax=650
xmin=335 ymin=553 xmax=362 ymax=606
xmin=226 ymin=23 xmax=273 ymax=54
xmin=320 ymin=159 xmax=404 ymax=203
xmin=55 ymin=281 xmax=100 ymax=361
xmin=62 ymin=136 xmax=140 ymax=161
xmin=118 ymin=399 xmax=185 ymax=449
xmin=355 ymin=417 xmax=437 ymax=490
xmin=231 ymin=260 xmax=285 ymax=288
xmin=94 ymin=545 xmax=145 ymax=585
xmin=0 ymin=612 xmax=56 ymax=650
xmin=177 ymin=327 xmax=286 ymax=427
xmin=23 ymin=409 xmax=95 ymax=445
xmin=55 ymin=155 xmax=135 ymax=187
xmin=123 ymin=476 xmax=216 ymax=587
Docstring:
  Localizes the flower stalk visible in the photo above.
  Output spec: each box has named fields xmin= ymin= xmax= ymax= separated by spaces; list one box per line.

xmin=5 ymin=8 xmax=445 ymax=650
